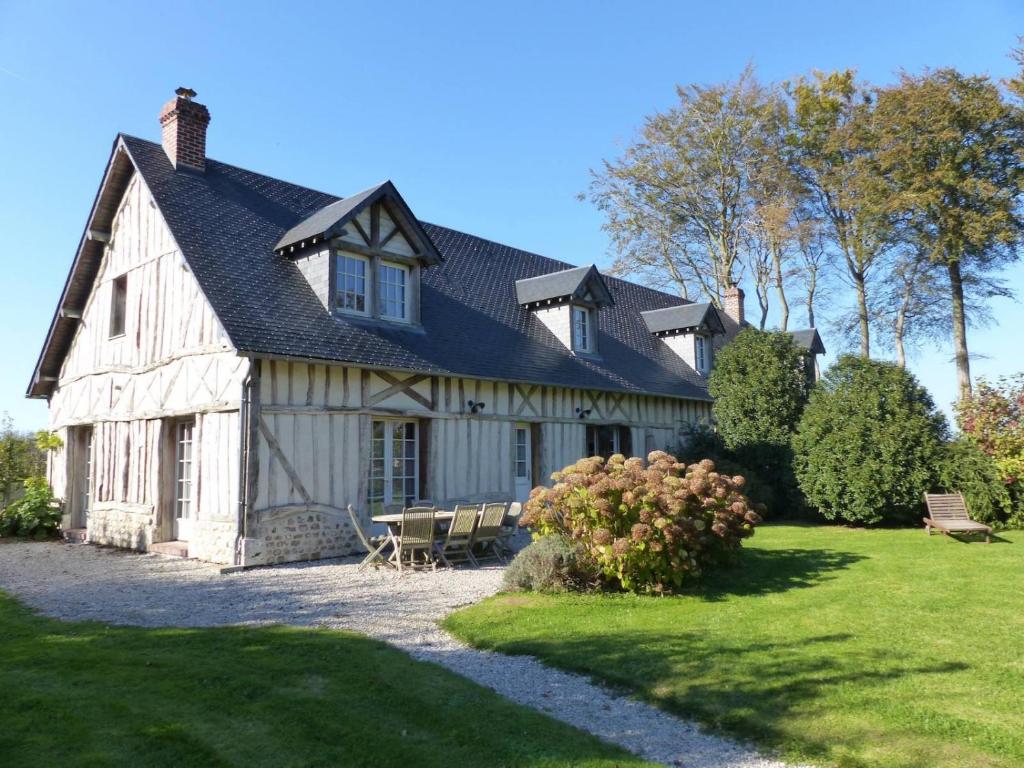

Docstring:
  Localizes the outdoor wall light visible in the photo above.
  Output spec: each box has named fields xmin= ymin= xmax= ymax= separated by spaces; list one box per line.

xmin=576 ymin=407 xmax=592 ymax=419
xmin=468 ymin=400 xmax=486 ymax=414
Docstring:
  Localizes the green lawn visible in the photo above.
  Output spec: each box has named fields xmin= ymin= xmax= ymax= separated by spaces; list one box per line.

xmin=444 ymin=525 xmax=1024 ymax=768
xmin=0 ymin=592 xmax=650 ymax=768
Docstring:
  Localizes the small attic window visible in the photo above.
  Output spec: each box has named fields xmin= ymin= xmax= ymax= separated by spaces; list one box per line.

xmin=695 ymin=335 xmax=708 ymax=373
xmin=572 ymin=306 xmax=591 ymax=352
xmin=109 ymin=274 xmax=127 ymax=338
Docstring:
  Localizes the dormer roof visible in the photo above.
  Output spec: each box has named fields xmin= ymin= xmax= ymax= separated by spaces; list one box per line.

xmin=641 ymin=303 xmax=725 ymax=337
xmin=274 ymin=180 xmax=442 ymax=265
xmin=788 ymin=328 xmax=827 ymax=355
xmin=514 ymin=264 xmax=614 ymax=308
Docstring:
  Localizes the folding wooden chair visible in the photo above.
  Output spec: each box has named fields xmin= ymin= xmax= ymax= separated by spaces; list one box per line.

xmin=435 ymin=504 xmax=480 ymax=567
xmin=346 ymin=504 xmax=393 ymax=569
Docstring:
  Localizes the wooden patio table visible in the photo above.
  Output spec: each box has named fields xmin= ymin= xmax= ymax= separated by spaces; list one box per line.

xmin=371 ymin=506 xmax=513 ymax=565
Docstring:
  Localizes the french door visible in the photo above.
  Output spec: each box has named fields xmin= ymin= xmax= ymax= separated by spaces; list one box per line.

xmin=513 ymin=423 xmax=533 ymax=503
xmin=369 ymin=419 xmax=418 ymax=514
xmin=173 ymin=420 xmax=195 ymax=541
xmin=73 ymin=427 xmax=93 ymax=528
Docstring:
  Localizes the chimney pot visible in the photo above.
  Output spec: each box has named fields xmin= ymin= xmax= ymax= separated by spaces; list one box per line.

xmin=159 ymin=88 xmax=210 ymax=171
xmin=723 ymin=284 xmax=745 ymax=326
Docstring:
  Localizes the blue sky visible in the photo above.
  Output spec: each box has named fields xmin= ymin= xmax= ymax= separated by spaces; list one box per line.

xmin=1 ymin=0 xmax=1022 ymax=430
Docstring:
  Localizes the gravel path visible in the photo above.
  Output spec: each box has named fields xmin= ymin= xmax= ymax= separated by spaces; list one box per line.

xmin=0 ymin=540 xmax=806 ymax=768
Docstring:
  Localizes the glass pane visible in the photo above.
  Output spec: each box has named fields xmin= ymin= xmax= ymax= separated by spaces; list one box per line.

xmin=372 ymin=420 xmax=385 ymax=440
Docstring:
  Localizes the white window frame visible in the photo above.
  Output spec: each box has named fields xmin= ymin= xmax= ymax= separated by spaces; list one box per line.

xmin=572 ymin=306 xmax=591 ymax=352
xmin=695 ymin=335 xmax=707 ymax=373
xmin=175 ymin=421 xmax=195 ymax=523
xmin=336 ymin=253 xmax=369 ymax=315
xmin=368 ymin=419 xmax=419 ymax=513
xmin=378 ymin=261 xmax=410 ymax=321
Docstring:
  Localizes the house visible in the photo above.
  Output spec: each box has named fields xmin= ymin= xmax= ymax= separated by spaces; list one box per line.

xmin=27 ymin=89 xmax=823 ymax=566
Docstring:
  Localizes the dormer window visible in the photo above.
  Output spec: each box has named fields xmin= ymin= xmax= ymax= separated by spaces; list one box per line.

xmin=378 ymin=262 xmax=409 ymax=320
xmin=337 ymin=254 xmax=368 ymax=313
xmin=275 ymin=180 xmax=443 ymax=326
xmin=641 ymin=302 xmax=725 ymax=376
xmin=572 ymin=306 xmax=591 ymax=352
xmin=515 ymin=265 xmax=614 ymax=355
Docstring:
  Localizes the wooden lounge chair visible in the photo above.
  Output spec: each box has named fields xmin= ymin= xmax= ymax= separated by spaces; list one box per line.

xmin=923 ymin=493 xmax=992 ymax=543
xmin=397 ymin=506 xmax=437 ymax=573
xmin=472 ymin=502 xmax=510 ymax=563
xmin=346 ymin=504 xmax=393 ymax=569
xmin=435 ymin=504 xmax=480 ymax=567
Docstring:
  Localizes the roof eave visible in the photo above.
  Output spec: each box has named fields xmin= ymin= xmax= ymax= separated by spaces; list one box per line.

xmin=26 ymin=135 xmax=137 ymax=399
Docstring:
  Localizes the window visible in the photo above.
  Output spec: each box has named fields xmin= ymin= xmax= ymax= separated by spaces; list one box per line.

xmin=175 ymin=421 xmax=194 ymax=522
xmin=368 ymin=420 xmax=418 ymax=514
xmin=514 ymin=427 xmax=529 ymax=480
xmin=336 ymin=254 xmax=367 ymax=313
xmin=572 ymin=306 xmax=591 ymax=352
xmin=585 ymin=424 xmax=632 ymax=460
xmin=109 ymin=274 xmax=127 ymax=337
xmin=378 ymin=262 xmax=408 ymax=320
xmin=695 ymin=335 xmax=707 ymax=373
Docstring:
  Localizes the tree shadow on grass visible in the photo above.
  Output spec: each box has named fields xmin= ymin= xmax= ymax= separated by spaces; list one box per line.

xmin=481 ymin=627 xmax=973 ymax=768
xmin=690 ymin=546 xmax=867 ymax=601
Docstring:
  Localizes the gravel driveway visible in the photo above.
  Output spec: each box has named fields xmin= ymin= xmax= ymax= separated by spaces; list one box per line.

xmin=0 ymin=540 xmax=805 ymax=768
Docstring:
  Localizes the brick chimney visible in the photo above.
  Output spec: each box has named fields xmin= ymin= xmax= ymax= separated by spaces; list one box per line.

xmin=159 ymin=87 xmax=210 ymax=171
xmin=723 ymin=284 xmax=745 ymax=326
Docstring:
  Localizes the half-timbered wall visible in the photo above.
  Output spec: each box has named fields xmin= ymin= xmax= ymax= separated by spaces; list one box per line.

xmin=46 ymin=174 xmax=246 ymax=562
xmin=243 ymin=359 xmax=710 ymax=566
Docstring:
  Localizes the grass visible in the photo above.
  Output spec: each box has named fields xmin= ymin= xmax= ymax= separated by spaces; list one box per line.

xmin=0 ymin=591 xmax=652 ymax=768
xmin=444 ymin=524 xmax=1024 ymax=768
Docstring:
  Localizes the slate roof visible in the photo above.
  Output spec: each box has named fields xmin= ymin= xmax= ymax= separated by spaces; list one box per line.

xmin=789 ymin=328 xmax=827 ymax=355
xmin=31 ymin=134 xmax=721 ymax=401
xmin=514 ymin=264 xmax=614 ymax=307
xmin=273 ymin=183 xmax=383 ymax=251
xmin=641 ymin=303 xmax=725 ymax=336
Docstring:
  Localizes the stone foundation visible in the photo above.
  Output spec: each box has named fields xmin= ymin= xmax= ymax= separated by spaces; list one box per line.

xmin=242 ymin=505 xmax=361 ymax=566
xmin=188 ymin=520 xmax=237 ymax=564
xmin=87 ymin=503 xmax=157 ymax=551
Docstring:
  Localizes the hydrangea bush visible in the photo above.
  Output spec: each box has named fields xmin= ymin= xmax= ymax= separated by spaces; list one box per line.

xmin=520 ymin=451 xmax=759 ymax=593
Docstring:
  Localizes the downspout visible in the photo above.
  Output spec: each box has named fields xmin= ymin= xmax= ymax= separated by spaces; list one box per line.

xmin=235 ymin=358 xmax=256 ymax=565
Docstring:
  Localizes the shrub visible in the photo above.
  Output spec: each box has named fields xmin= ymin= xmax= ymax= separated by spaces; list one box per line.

xmin=955 ymin=373 xmax=1024 ymax=504
xmin=707 ymin=329 xmax=809 ymax=512
xmin=936 ymin=439 xmax=1019 ymax=528
xmin=502 ymin=535 xmax=590 ymax=593
xmin=793 ymin=356 xmax=947 ymax=525
xmin=0 ymin=477 xmax=62 ymax=539
xmin=521 ymin=451 xmax=759 ymax=594
xmin=675 ymin=423 xmax=784 ymax=518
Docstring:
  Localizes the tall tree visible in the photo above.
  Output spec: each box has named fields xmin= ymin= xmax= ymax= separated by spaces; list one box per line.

xmin=873 ymin=69 xmax=1024 ymax=398
xmin=788 ymin=70 xmax=892 ymax=357
xmin=793 ymin=213 xmax=832 ymax=329
xmin=872 ymin=251 xmax=947 ymax=368
xmin=588 ymin=66 xmax=770 ymax=306
xmin=746 ymin=89 xmax=804 ymax=331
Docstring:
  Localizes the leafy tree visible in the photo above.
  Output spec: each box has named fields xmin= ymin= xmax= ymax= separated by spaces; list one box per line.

xmin=788 ymin=70 xmax=893 ymax=358
xmin=0 ymin=414 xmax=44 ymax=508
xmin=873 ymin=69 xmax=1024 ymax=399
xmin=793 ymin=356 xmax=947 ymax=524
xmin=708 ymin=329 xmax=808 ymax=508
xmin=587 ymin=66 xmax=771 ymax=305
xmin=955 ymin=374 xmax=1024 ymax=501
